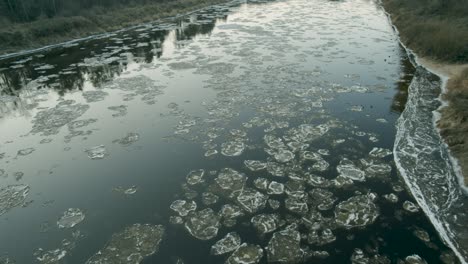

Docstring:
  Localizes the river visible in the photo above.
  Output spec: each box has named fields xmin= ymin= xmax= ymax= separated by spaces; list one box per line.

xmin=0 ymin=0 xmax=464 ymax=263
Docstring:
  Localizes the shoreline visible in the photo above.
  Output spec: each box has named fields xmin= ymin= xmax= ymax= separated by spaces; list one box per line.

xmin=416 ymin=58 xmax=468 ymax=192
xmin=0 ymin=0 xmax=231 ymax=58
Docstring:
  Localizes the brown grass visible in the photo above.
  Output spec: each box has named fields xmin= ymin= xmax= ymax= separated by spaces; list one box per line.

xmin=382 ymin=0 xmax=468 ymax=63
xmin=437 ymin=68 xmax=468 ymax=184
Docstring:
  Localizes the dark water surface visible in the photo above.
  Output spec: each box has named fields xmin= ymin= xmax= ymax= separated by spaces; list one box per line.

xmin=0 ymin=0 xmax=460 ymax=263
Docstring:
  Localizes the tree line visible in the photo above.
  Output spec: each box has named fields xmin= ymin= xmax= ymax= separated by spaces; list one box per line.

xmin=0 ymin=0 xmax=170 ymax=22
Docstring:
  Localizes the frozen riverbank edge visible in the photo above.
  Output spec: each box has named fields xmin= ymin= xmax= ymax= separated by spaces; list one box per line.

xmin=382 ymin=4 xmax=468 ymax=264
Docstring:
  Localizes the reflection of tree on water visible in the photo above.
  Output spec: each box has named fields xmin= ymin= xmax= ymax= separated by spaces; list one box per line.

xmin=391 ymin=50 xmax=415 ymax=114
xmin=0 ymin=13 xmax=220 ymax=115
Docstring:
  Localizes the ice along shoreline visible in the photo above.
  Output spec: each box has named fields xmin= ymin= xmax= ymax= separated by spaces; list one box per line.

xmin=385 ymin=8 xmax=468 ymax=264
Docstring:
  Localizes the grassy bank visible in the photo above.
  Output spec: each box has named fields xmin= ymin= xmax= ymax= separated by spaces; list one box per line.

xmin=381 ymin=0 xmax=468 ymax=63
xmin=0 ymin=0 xmax=227 ymax=55
xmin=382 ymin=0 xmax=468 ymax=186
xmin=438 ymin=68 xmax=468 ymax=186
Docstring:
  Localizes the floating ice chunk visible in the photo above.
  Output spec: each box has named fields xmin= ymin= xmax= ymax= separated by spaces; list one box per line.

xmin=302 ymin=210 xmax=324 ymax=231
xmin=237 ymin=188 xmax=268 ymax=214
xmin=268 ymin=181 xmax=284 ymax=195
xmin=335 ymin=194 xmax=379 ymax=229
xmin=221 ymin=140 xmax=245 ymax=156
xmin=113 ymin=186 xmax=138 ymax=195
xmin=68 ymin=119 xmax=98 ymax=130
xmin=264 ymin=135 xmax=285 ymax=149
xmin=0 ymin=185 xmax=30 ymax=216
xmin=17 ymin=148 xmax=35 ymax=156
xmin=301 ymin=151 xmax=322 ymax=161
xmin=351 ymin=248 xmax=369 ymax=264
xmin=202 ymin=192 xmax=219 ymax=206
xmin=269 ymin=199 xmax=281 ymax=210
xmin=383 ymin=193 xmax=398 ymax=203
xmin=57 ymin=208 xmax=85 ymax=228
xmin=369 ymin=147 xmax=392 ymax=158
xmin=285 ymin=196 xmax=308 ymax=215
xmin=184 ymin=208 xmax=220 ymax=240
xmin=205 ymin=149 xmax=218 ymax=157
xmin=376 ymin=118 xmax=388 ymax=123
xmin=226 ymin=243 xmax=263 ymax=264
xmin=170 ymin=200 xmax=197 ymax=217
xmin=186 ymin=169 xmax=205 ymax=185
xmin=214 ymin=168 xmax=247 ymax=197
xmin=349 ymin=105 xmax=364 ymax=112
xmin=31 ymin=101 xmax=89 ymax=136
xmin=267 ymin=225 xmax=303 ymax=263
xmin=253 ymin=178 xmax=269 ymax=191
xmin=108 ymin=105 xmax=128 ymax=117
xmin=306 ymin=174 xmax=331 ymax=188
xmin=403 ymin=201 xmax=420 ymax=213
xmin=267 ymin=162 xmax=285 ymax=177
xmin=309 ymin=250 xmax=329 ymax=259
xmin=170 ymin=216 xmax=183 ymax=225
xmin=318 ymin=229 xmax=336 ymax=245
xmin=114 ymin=133 xmax=140 ymax=146
xmin=318 ymin=149 xmax=330 ymax=156
xmin=361 ymin=159 xmax=392 ymax=177
xmin=350 ymin=85 xmax=369 ymax=93
xmin=311 ymin=159 xmax=329 ymax=172
xmin=332 ymin=175 xmax=354 ymax=188
xmin=337 ymin=159 xmax=365 ymax=182
xmin=274 ymin=149 xmax=295 ymax=163
xmin=211 ymin=232 xmax=241 ymax=255
xmin=35 ymin=248 xmax=67 ymax=263
xmin=287 ymin=142 xmax=309 ymax=152
xmin=230 ymin=129 xmax=247 ymax=138
xmin=404 ymin=255 xmax=428 ymax=264
xmin=220 ymin=204 xmax=245 ymax=220
xmin=86 ymin=224 xmax=165 ymax=264
xmin=413 ymin=228 xmax=430 ymax=243
xmin=85 ymin=145 xmax=109 ymax=160
xmin=251 ymin=214 xmax=280 ymax=235
xmin=82 ymin=90 xmax=109 ymax=103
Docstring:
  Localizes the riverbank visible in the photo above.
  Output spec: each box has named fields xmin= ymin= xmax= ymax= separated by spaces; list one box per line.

xmin=382 ymin=0 xmax=468 ymax=188
xmin=0 ymin=0 xmax=227 ymax=55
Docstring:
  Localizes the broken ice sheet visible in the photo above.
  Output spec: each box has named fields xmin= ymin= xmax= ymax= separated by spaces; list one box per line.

xmin=226 ymin=243 xmax=263 ymax=264
xmin=0 ymin=184 xmax=30 ymax=216
xmin=86 ymin=224 xmax=165 ymax=264
xmin=335 ymin=194 xmax=379 ymax=229
xmin=184 ymin=208 xmax=220 ymax=240
xmin=211 ymin=232 xmax=241 ymax=255
xmin=85 ymin=145 xmax=109 ymax=160
xmin=57 ymin=208 xmax=85 ymax=228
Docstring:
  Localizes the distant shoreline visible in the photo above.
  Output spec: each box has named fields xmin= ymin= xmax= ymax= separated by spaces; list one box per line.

xmin=0 ymin=0 xmax=228 ymax=56
xmin=381 ymin=0 xmax=468 ymax=187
